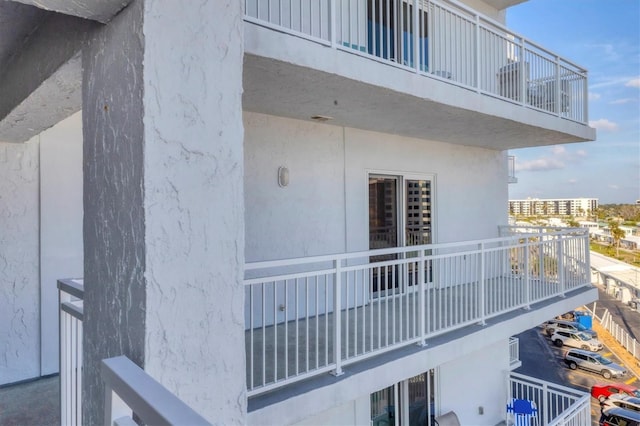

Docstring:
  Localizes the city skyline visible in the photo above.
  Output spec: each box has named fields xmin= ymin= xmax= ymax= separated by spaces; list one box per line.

xmin=506 ymin=0 xmax=640 ymax=204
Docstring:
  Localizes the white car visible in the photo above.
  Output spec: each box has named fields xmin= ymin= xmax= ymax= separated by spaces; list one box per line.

xmin=551 ymin=330 xmax=603 ymax=352
xmin=545 ymin=319 xmax=598 ymax=339
xmin=602 ymin=394 xmax=640 ymax=413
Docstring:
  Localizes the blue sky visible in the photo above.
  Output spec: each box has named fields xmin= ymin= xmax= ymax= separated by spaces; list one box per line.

xmin=506 ymin=0 xmax=639 ymax=204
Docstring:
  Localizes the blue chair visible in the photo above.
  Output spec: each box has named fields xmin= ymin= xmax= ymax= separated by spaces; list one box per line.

xmin=506 ymin=398 xmax=538 ymax=426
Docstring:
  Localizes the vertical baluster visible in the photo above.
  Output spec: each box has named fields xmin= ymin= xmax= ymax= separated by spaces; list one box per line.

xmin=262 ymin=283 xmax=266 ymax=386
xmin=250 ymin=285 xmax=254 ymax=389
xmin=332 ymin=258 xmax=343 ymax=376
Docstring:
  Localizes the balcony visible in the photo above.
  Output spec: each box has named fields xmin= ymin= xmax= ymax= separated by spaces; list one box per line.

xmin=59 ymin=226 xmax=594 ymax=423
xmin=244 ymin=226 xmax=592 ymax=395
xmin=242 ymin=0 xmax=594 ymax=150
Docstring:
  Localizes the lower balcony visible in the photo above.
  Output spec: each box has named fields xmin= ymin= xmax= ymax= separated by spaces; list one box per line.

xmin=58 ymin=226 xmax=593 ymax=424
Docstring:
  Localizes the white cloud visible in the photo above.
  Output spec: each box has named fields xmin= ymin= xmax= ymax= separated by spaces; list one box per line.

xmin=589 ymin=92 xmax=601 ymax=101
xmin=514 ymin=146 xmax=588 ymax=173
xmin=610 ymin=98 xmax=636 ymax=105
xmin=516 ymin=157 xmax=565 ymax=172
xmin=626 ymin=78 xmax=640 ymax=88
xmin=608 ymin=184 xmax=620 ymax=190
xmin=568 ymin=178 xmax=577 ymax=184
xmin=589 ymin=118 xmax=619 ymax=131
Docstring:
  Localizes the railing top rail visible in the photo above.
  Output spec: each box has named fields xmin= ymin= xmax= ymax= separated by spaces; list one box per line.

xmin=57 ymin=278 xmax=84 ymax=299
xmin=245 ymin=227 xmax=588 ymax=271
xmin=510 ymin=371 xmax=588 ymax=398
xmin=61 ymin=301 xmax=83 ymax=321
xmin=101 ymin=356 xmax=211 ymax=426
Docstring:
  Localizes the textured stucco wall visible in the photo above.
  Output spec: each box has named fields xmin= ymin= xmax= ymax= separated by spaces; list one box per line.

xmin=142 ymin=1 xmax=246 ymax=422
xmin=82 ymin=1 xmax=145 ymax=424
xmin=39 ymin=111 xmax=83 ymax=375
xmin=244 ymin=112 xmax=508 ymax=263
xmin=244 ymin=112 xmax=346 ymax=262
xmin=0 ymin=139 xmax=40 ymax=385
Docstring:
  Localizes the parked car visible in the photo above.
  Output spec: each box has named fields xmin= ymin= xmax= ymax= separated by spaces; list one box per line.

xmin=592 ymin=383 xmax=640 ymax=403
xmin=599 ymin=406 xmax=640 ymax=426
xmin=551 ymin=330 xmax=603 ymax=351
xmin=564 ymin=349 xmax=627 ymax=379
xmin=602 ymin=395 xmax=640 ymax=413
xmin=545 ymin=319 xmax=598 ymax=339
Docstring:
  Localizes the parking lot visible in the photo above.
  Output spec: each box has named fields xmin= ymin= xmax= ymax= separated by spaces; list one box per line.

xmin=541 ymin=324 xmax=636 ymax=421
xmin=516 ymin=300 xmax=640 ymax=425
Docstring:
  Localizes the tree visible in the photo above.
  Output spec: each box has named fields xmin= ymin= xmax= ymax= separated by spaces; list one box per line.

xmin=608 ymin=220 xmax=626 ymax=257
xmin=567 ymin=218 xmax=580 ymax=228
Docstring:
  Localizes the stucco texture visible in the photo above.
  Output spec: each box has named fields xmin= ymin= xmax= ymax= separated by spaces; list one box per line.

xmin=0 ymin=140 xmax=40 ymax=385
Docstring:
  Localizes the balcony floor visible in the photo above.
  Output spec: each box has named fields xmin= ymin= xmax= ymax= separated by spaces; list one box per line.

xmin=248 ymin=284 xmax=596 ymax=416
xmin=0 ymin=375 xmax=59 ymax=426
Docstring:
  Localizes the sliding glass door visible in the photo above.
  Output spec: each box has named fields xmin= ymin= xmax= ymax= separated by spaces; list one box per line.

xmin=369 ymin=173 xmax=433 ymax=295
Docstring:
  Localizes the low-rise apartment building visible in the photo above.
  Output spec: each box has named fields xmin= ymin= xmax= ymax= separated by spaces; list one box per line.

xmin=510 ymin=198 xmax=599 ymax=217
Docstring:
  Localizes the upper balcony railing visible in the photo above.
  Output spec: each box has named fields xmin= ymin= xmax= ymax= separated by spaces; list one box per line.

xmin=244 ymin=0 xmax=589 ymax=124
xmin=244 ymin=226 xmax=591 ymax=395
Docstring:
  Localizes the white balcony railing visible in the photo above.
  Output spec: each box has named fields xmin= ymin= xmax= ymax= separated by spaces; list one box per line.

xmin=244 ymin=0 xmax=589 ymax=124
xmin=102 ymin=356 xmax=211 ymax=426
xmin=509 ymin=336 xmax=521 ymax=369
xmin=58 ymin=278 xmax=84 ymax=426
xmin=244 ymin=227 xmax=590 ymax=395
xmin=58 ymin=228 xmax=591 ymax=421
xmin=510 ymin=372 xmax=591 ymax=426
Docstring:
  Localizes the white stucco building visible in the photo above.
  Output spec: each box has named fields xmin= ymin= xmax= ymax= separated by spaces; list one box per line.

xmin=1 ymin=1 xmax=598 ymax=425
xmin=509 ymin=198 xmax=599 ymax=217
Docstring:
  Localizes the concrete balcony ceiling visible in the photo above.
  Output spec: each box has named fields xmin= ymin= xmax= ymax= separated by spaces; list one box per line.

xmin=243 ymin=23 xmax=595 ymax=151
xmin=0 ymin=0 xmax=127 ymax=143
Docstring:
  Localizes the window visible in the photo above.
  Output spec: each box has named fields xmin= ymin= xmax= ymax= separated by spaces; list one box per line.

xmin=371 ymin=370 xmax=438 ymax=426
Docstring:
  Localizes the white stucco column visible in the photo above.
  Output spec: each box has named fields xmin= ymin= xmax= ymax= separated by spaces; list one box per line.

xmin=82 ymin=0 xmax=246 ymax=424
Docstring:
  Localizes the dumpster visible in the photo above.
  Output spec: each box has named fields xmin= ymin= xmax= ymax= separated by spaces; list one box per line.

xmin=574 ymin=311 xmax=593 ymax=329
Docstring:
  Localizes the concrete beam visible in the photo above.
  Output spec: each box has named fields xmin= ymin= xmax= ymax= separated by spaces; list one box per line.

xmin=10 ymin=0 xmax=130 ymax=23
xmin=0 ymin=13 xmax=96 ymax=143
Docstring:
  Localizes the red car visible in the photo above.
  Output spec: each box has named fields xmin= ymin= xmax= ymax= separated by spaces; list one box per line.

xmin=591 ymin=383 xmax=640 ymax=402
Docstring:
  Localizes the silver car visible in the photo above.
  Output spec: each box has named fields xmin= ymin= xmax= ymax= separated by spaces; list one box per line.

xmin=545 ymin=319 xmax=598 ymax=339
xmin=564 ymin=349 xmax=627 ymax=379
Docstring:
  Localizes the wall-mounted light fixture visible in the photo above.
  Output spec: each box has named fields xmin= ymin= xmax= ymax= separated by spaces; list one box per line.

xmin=278 ymin=166 xmax=289 ymax=187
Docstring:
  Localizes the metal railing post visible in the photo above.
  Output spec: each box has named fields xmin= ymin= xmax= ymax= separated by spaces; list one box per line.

xmin=413 ymin=0 xmax=419 ymax=73
xmin=332 ymin=258 xmax=344 ymax=376
xmin=474 ymin=13 xmax=480 ymax=92
xmin=583 ymin=72 xmax=589 ymax=123
xmin=519 ymin=39 xmax=526 ymax=104
xmin=558 ymin=237 xmax=565 ymax=297
xmin=524 ymin=239 xmax=531 ymax=309
xmin=554 ymin=56 xmax=561 ymax=115
xmin=418 ymin=249 xmax=426 ymax=345
xmin=329 ymin=0 xmax=336 ymax=48
xmin=478 ymin=242 xmax=486 ymax=325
